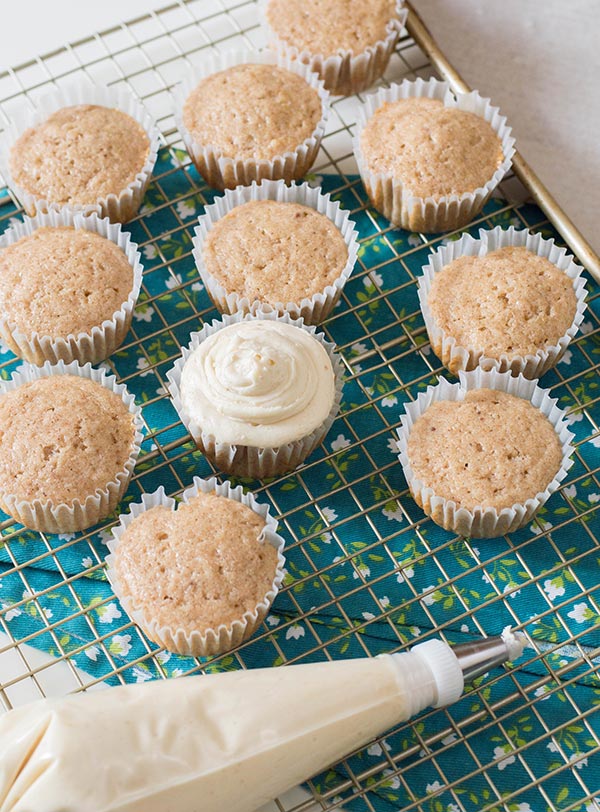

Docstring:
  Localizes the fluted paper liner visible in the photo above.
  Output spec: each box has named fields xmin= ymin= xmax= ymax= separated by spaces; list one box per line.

xmin=0 ymin=81 xmax=160 ymax=223
xmin=106 ymin=477 xmax=286 ymax=657
xmin=262 ymin=0 xmax=408 ymax=96
xmin=192 ymin=179 xmax=359 ymax=325
xmin=172 ymin=49 xmax=330 ymax=191
xmin=167 ymin=310 xmax=345 ymax=478
xmin=396 ymin=368 xmax=575 ymax=538
xmin=353 ymin=77 xmax=515 ymax=232
xmin=0 ymin=361 xmax=143 ymax=534
xmin=418 ymin=226 xmax=587 ymax=379
xmin=0 ymin=210 xmax=143 ymax=366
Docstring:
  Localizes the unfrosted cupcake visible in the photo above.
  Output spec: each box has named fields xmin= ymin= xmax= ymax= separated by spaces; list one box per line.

xmin=264 ymin=0 xmax=407 ymax=96
xmin=354 ymin=78 xmax=514 ymax=232
xmin=2 ymin=83 xmax=159 ymax=222
xmin=0 ymin=362 xmax=143 ymax=533
xmin=167 ymin=312 xmax=344 ymax=478
xmin=193 ymin=179 xmax=359 ymax=324
xmin=0 ymin=211 xmax=143 ymax=366
xmin=419 ymin=227 xmax=587 ymax=379
xmin=396 ymin=369 xmax=574 ymax=538
xmin=174 ymin=50 xmax=328 ymax=190
xmin=106 ymin=478 xmax=286 ymax=657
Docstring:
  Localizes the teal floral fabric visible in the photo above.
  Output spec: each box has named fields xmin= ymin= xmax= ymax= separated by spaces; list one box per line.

xmin=0 ymin=152 xmax=598 ymax=812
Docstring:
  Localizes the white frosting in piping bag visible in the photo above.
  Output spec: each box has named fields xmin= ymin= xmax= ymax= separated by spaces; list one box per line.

xmin=0 ymin=645 xmax=464 ymax=812
xmin=180 ymin=320 xmax=335 ymax=447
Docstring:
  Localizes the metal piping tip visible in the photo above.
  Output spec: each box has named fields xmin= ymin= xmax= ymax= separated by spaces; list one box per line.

xmin=453 ymin=626 xmax=528 ymax=683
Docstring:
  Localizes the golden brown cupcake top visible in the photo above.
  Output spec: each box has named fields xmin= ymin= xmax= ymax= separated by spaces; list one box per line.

xmin=182 ymin=64 xmax=322 ymax=161
xmin=9 ymin=105 xmax=150 ymax=207
xmin=203 ymin=199 xmax=348 ymax=304
xmin=407 ymin=389 xmax=562 ymax=511
xmin=113 ymin=491 xmax=279 ymax=631
xmin=0 ymin=226 xmax=134 ymax=338
xmin=360 ymin=97 xmax=503 ymax=198
xmin=266 ymin=0 xmax=399 ymax=56
xmin=428 ymin=246 xmax=578 ymax=359
xmin=0 ymin=375 xmax=136 ymax=505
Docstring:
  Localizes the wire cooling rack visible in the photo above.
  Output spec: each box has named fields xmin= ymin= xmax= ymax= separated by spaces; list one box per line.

xmin=0 ymin=2 xmax=599 ymax=812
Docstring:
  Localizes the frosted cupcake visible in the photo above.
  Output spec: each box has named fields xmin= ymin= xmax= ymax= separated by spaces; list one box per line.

xmin=0 ymin=362 xmax=143 ymax=533
xmin=167 ymin=312 xmax=344 ymax=478
xmin=0 ymin=211 xmax=143 ymax=366
xmin=264 ymin=0 xmax=407 ymax=96
xmin=418 ymin=226 xmax=587 ymax=379
xmin=2 ymin=83 xmax=159 ymax=222
xmin=193 ymin=179 xmax=359 ymax=324
xmin=396 ymin=369 xmax=574 ymax=538
xmin=106 ymin=477 xmax=286 ymax=657
xmin=354 ymin=78 xmax=515 ymax=232
xmin=174 ymin=50 xmax=329 ymax=190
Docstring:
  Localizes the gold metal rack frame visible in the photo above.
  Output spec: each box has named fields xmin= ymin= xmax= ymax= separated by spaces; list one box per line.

xmin=0 ymin=3 xmax=598 ymax=812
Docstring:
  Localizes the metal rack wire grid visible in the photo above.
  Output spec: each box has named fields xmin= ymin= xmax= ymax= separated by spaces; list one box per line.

xmin=0 ymin=2 xmax=599 ymax=812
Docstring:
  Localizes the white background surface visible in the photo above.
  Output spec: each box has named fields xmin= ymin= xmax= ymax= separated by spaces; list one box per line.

xmin=416 ymin=0 xmax=600 ymax=262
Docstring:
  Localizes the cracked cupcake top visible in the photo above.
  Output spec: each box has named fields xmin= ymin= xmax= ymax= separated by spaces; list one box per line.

xmin=0 ymin=226 xmax=133 ymax=338
xmin=407 ymin=389 xmax=562 ymax=512
xmin=0 ymin=375 xmax=135 ymax=504
xmin=113 ymin=490 xmax=279 ymax=631
xmin=9 ymin=104 xmax=150 ymax=207
xmin=266 ymin=0 xmax=400 ymax=57
xmin=202 ymin=200 xmax=348 ymax=305
xmin=182 ymin=64 xmax=322 ymax=161
xmin=427 ymin=246 xmax=578 ymax=360
xmin=360 ymin=96 xmax=503 ymax=198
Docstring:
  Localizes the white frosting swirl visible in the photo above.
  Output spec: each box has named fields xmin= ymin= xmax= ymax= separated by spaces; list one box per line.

xmin=180 ymin=320 xmax=335 ymax=447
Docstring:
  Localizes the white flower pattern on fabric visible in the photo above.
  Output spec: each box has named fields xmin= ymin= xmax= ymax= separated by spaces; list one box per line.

xmin=2 ymin=603 xmax=21 ymax=621
xmin=559 ymin=350 xmax=573 ymax=365
xmin=97 ymin=603 xmax=122 ymax=624
xmin=493 ymin=745 xmax=516 ymax=770
xmin=109 ymin=634 xmax=132 ymax=657
xmin=365 ymin=270 xmax=383 ymax=287
xmin=321 ymin=507 xmax=338 ymax=523
xmin=543 ymin=579 xmax=565 ymax=600
xmin=165 ymin=273 xmax=183 ymax=290
xmin=331 ymin=434 xmax=351 ymax=451
xmin=134 ymin=305 xmax=155 ymax=323
xmin=176 ymin=199 xmax=196 ymax=219
xmin=136 ymin=357 xmax=153 ymax=377
xmin=285 ymin=623 xmax=305 ymax=640
xmin=568 ymin=603 xmax=591 ymax=623
xmin=382 ymin=502 xmax=404 ymax=522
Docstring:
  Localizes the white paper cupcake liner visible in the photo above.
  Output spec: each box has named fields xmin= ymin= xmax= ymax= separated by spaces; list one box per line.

xmin=167 ymin=310 xmax=345 ymax=479
xmin=172 ymin=49 xmax=330 ymax=191
xmin=418 ymin=226 xmax=588 ymax=379
xmin=192 ymin=179 xmax=359 ymax=325
xmin=0 ymin=361 xmax=143 ymax=534
xmin=0 ymin=210 xmax=143 ymax=366
xmin=262 ymin=0 xmax=408 ymax=96
xmin=396 ymin=368 xmax=575 ymax=538
xmin=0 ymin=80 xmax=160 ymax=223
xmin=106 ymin=477 xmax=286 ymax=657
xmin=353 ymin=77 xmax=516 ymax=232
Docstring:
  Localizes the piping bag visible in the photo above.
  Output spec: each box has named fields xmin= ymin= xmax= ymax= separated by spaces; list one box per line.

xmin=0 ymin=628 xmax=526 ymax=812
